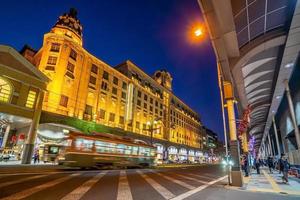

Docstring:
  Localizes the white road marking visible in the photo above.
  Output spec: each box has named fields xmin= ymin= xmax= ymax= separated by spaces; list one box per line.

xmin=117 ymin=170 xmax=133 ymax=200
xmin=172 ymin=173 xmax=207 ymax=184
xmin=61 ymin=171 xmax=107 ymax=200
xmin=186 ymin=173 xmax=214 ymax=181
xmin=137 ymin=170 xmax=175 ymax=199
xmin=0 ymin=174 xmax=50 ymax=188
xmin=155 ymin=172 xmax=195 ymax=190
xmin=0 ymin=173 xmax=81 ymax=200
xmin=170 ymin=175 xmax=227 ymax=200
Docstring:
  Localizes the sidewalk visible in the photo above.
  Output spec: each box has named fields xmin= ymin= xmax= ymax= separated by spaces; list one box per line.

xmin=243 ymin=168 xmax=300 ymax=196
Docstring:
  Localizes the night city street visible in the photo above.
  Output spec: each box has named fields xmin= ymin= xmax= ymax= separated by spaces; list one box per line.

xmin=1 ymin=0 xmax=300 ymax=199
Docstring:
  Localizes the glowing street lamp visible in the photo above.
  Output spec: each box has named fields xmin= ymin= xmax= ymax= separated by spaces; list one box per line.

xmin=145 ymin=118 xmax=160 ymax=145
xmin=194 ymin=28 xmax=203 ymax=37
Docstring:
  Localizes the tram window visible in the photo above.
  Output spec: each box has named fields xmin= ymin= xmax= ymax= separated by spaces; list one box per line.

xmin=132 ymin=146 xmax=138 ymax=155
xmin=75 ymin=138 xmax=93 ymax=151
xmin=95 ymin=141 xmax=116 ymax=153
xmin=125 ymin=146 xmax=132 ymax=155
xmin=116 ymin=144 xmax=125 ymax=154
xmin=139 ymin=147 xmax=150 ymax=156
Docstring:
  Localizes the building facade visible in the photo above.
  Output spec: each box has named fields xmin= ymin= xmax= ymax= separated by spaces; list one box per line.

xmin=20 ymin=9 xmax=205 ymax=163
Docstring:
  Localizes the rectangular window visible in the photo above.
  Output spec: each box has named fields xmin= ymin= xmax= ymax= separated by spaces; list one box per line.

xmin=113 ymin=77 xmax=118 ymax=85
xmin=69 ymin=49 xmax=77 ymax=60
xmin=144 ymin=103 xmax=147 ymax=109
xmin=136 ymin=121 xmax=140 ymax=129
xmin=160 ymin=103 xmax=163 ymax=109
xmin=91 ymin=64 xmax=98 ymax=74
xmin=47 ymin=56 xmax=57 ymax=65
xmin=150 ymin=106 xmax=153 ymax=112
xmin=137 ymin=90 xmax=141 ymax=98
xmin=89 ymin=76 xmax=96 ymax=85
xmin=67 ymin=62 xmax=75 ymax=73
xmin=121 ymin=92 xmax=126 ymax=99
xmin=109 ymin=113 xmax=115 ymax=122
xmin=101 ymin=81 xmax=108 ymax=91
xmin=137 ymin=99 xmax=141 ymax=106
xmin=122 ymin=82 xmax=127 ymax=90
xmin=99 ymin=109 xmax=105 ymax=119
xmin=112 ymin=87 xmax=117 ymax=95
xmin=85 ymin=105 xmax=93 ymax=115
xmin=50 ymin=43 xmax=60 ymax=52
xmin=155 ymin=101 xmax=158 ymax=107
xmin=103 ymin=71 xmax=109 ymax=80
xmin=150 ymin=98 xmax=153 ymax=104
xmin=59 ymin=95 xmax=68 ymax=107
xmin=45 ymin=65 xmax=55 ymax=71
xmin=25 ymin=90 xmax=36 ymax=108
xmin=119 ymin=116 xmax=124 ymax=124
xmin=144 ymin=94 xmax=148 ymax=101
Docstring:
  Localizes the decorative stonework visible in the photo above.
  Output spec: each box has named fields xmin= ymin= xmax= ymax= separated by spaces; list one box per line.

xmin=54 ymin=8 xmax=83 ymax=37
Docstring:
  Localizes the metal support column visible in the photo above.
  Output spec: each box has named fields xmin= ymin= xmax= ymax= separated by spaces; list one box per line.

xmin=272 ymin=116 xmax=281 ymax=156
xmin=284 ymin=80 xmax=300 ymax=149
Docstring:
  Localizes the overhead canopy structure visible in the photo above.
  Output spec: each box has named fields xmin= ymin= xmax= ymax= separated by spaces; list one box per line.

xmin=198 ymin=0 xmax=299 ymax=152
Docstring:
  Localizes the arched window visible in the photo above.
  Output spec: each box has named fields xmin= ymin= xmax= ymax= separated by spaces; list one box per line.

xmin=0 ymin=77 xmax=12 ymax=103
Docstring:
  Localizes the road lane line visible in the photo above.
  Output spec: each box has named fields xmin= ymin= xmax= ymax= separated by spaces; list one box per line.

xmin=170 ymin=175 xmax=227 ymax=200
xmin=137 ymin=170 xmax=175 ymax=199
xmin=155 ymin=172 xmax=195 ymax=190
xmin=117 ymin=170 xmax=133 ymax=200
xmin=61 ymin=171 xmax=107 ymax=200
xmin=0 ymin=173 xmax=81 ymax=200
xmin=0 ymin=174 xmax=50 ymax=188
xmin=262 ymin=170 xmax=281 ymax=192
xmin=172 ymin=173 xmax=207 ymax=184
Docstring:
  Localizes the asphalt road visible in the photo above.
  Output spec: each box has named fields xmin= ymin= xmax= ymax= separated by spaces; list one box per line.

xmin=0 ymin=165 xmax=297 ymax=200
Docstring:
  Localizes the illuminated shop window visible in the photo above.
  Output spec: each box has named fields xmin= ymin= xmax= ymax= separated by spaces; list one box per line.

xmin=25 ymin=90 xmax=37 ymax=108
xmin=0 ymin=77 xmax=12 ymax=103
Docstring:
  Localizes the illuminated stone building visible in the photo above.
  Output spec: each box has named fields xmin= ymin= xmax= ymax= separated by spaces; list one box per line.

xmin=21 ymin=8 xmax=204 ymax=162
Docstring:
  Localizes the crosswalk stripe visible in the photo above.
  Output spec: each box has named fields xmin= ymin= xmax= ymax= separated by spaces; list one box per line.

xmin=186 ymin=173 xmax=214 ymax=181
xmin=170 ymin=176 xmax=227 ymax=200
xmin=137 ymin=170 xmax=175 ymax=199
xmin=154 ymin=171 xmax=195 ymax=190
xmin=203 ymin=173 xmax=219 ymax=179
xmin=0 ymin=174 xmax=49 ymax=188
xmin=61 ymin=171 xmax=108 ymax=200
xmin=117 ymin=170 xmax=133 ymax=200
xmin=172 ymin=173 xmax=207 ymax=184
xmin=0 ymin=173 xmax=81 ymax=200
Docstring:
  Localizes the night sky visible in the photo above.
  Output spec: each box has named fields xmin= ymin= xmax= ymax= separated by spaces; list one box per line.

xmin=0 ymin=0 xmax=223 ymax=141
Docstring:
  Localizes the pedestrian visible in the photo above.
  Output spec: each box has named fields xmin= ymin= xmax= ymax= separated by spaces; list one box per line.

xmin=254 ymin=157 xmax=260 ymax=174
xmin=282 ymin=156 xmax=290 ymax=183
xmin=278 ymin=153 xmax=284 ymax=174
xmin=267 ymin=156 xmax=273 ymax=173
xmin=244 ymin=154 xmax=249 ymax=177
xmin=34 ymin=151 xmax=40 ymax=164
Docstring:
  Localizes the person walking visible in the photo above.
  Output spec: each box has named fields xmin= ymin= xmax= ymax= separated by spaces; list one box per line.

xmin=254 ymin=157 xmax=260 ymax=174
xmin=267 ymin=156 xmax=273 ymax=173
xmin=33 ymin=151 xmax=40 ymax=164
xmin=282 ymin=156 xmax=290 ymax=183
xmin=244 ymin=154 xmax=249 ymax=177
xmin=278 ymin=153 xmax=284 ymax=174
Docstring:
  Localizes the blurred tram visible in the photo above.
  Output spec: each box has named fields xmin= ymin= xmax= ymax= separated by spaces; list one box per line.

xmin=58 ymin=131 xmax=156 ymax=168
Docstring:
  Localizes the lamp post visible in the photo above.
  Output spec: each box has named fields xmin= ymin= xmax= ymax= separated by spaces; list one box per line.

xmin=144 ymin=118 xmax=161 ymax=145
